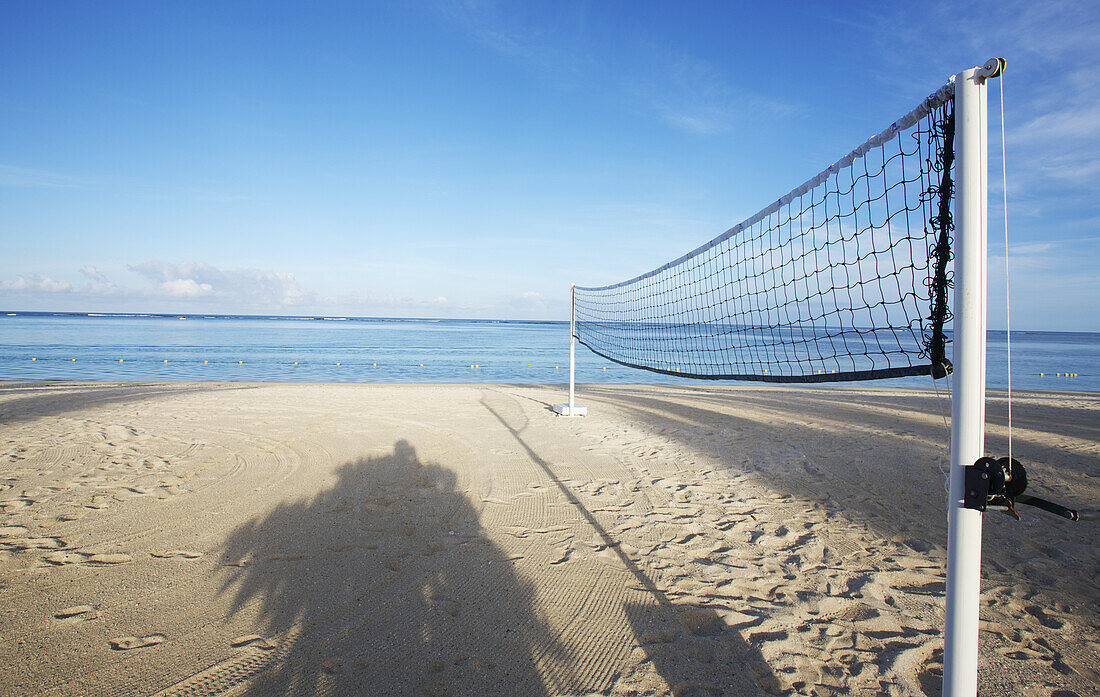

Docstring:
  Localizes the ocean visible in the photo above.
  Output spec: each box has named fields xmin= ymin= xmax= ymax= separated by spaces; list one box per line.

xmin=1 ymin=312 xmax=1098 ymax=391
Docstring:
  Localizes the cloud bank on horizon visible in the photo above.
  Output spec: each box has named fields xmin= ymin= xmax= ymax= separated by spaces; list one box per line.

xmin=1 ymin=0 xmax=1097 ymax=330
xmin=0 ymin=261 xmax=536 ymax=318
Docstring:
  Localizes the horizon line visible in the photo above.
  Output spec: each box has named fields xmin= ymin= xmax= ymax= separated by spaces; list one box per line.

xmin=1 ymin=309 xmax=568 ymax=324
xmin=1 ymin=310 xmax=1095 ymax=335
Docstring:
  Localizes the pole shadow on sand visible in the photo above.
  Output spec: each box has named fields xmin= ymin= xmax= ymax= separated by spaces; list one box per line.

xmin=217 ymin=440 xmax=574 ymax=696
xmin=479 ymin=396 xmax=781 ymax=696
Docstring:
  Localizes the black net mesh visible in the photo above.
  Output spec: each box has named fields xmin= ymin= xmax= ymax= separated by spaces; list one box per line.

xmin=574 ymin=86 xmax=956 ymax=383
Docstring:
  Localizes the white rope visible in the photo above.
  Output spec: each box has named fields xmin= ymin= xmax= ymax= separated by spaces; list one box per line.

xmin=999 ymin=72 xmax=1013 ymax=465
xmin=931 ymin=371 xmax=952 ymax=493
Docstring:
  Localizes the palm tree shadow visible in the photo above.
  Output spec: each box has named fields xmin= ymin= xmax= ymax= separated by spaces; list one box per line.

xmin=217 ymin=440 xmax=573 ymax=696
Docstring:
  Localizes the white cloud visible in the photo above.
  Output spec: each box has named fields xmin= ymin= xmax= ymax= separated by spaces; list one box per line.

xmin=1016 ymin=101 xmax=1100 ymax=144
xmin=78 ymin=265 xmax=119 ymax=295
xmin=0 ymin=274 xmax=73 ymax=293
xmin=128 ymin=261 xmax=315 ymax=306
xmin=0 ymin=262 xmax=320 ymax=311
xmin=160 ymin=278 xmax=214 ymax=297
xmin=503 ymin=290 xmax=552 ymax=314
xmin=1008 ymin=242 xmax=1055 ymax=256
xmin=80 ymin=266 xmax=109 ymax=283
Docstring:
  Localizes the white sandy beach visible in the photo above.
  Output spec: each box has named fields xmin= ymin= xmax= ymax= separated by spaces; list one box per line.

xmin=0 ymin=382 xmax=1097 ymax=696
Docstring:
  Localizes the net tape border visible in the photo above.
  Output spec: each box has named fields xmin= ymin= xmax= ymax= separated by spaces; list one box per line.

xmin=576 ymin=80 xmax=956 ymax=293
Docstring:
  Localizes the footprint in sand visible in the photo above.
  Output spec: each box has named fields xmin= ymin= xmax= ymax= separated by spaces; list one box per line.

xmin=103 ymin=425 xmax=138 ymax=442
xmin=1023 ymin=605 xmax=1065 ymax=629
xmin=550 ymin=547 xmax=573 ymax=565
xmin=150 ymin=550 xmax=202 ymax=559
xmin=384 ymin=557 xmax=404 ymax=571
xmin=0 ymin=498 xmax=34 ymax=512
xmin=671 ymin=681 xmax=721 ymax=696
xmin=55 ymin=605 xmax=98 ymax=622
xmin=639 ymin=628 xmax=680 ymax=645
xmin=997 ymin=644 xmax=1042 ymax=660
xmin=429 ymin=593 xmax=461 ymax=617
xmin=899 ymin=580 xmax=945 ymax=595
xmin=678 ymin=607 xmax=724 ymax=636
xmin=230 ymin=635 xmax=277 ymax=650
xmin=8 ymin=537 xmax=66 ymax=551
xmin=0 ymin=525 xmax=29 ymax=537
xmin=88 ymin=553 xmax=132 ymax=564
xmin=45 ymin=551 xmax=88 ymax=565
xmin=110 ymin=634 xmax=166 ymax=650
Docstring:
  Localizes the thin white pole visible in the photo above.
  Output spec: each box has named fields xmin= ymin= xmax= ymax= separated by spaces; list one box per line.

xmin=943 ymin=62 xmax=993 ymax=697
xmin=569 ymin=283 xmax=576 ymax=411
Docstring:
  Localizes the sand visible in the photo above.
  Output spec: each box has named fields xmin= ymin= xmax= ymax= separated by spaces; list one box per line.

xmin=0 ymin=382 xmax=1096 ymax=697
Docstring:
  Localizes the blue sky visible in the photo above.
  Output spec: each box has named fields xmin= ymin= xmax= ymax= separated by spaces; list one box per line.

xmin=1 ymin=1 xmax=1097 ymax=329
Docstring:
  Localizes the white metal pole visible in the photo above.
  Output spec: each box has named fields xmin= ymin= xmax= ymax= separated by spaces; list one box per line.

xmin=943 ymin=61 xmax=995 ymax=697
xmin=569 ymin=283 xmax=576 ymax=411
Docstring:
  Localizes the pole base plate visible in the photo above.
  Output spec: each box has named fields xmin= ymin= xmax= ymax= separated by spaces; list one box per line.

xmin=552 ymin=403 xmax=587 ymax=417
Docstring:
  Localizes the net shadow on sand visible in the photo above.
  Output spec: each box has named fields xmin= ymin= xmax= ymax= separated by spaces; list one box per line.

xmin=574 ymin=385 xmax=1100 ymax=693
xmin=579 ymin=385 xmax=954 ymax=547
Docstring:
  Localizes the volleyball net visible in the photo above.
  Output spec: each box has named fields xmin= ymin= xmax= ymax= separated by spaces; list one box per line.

xmin=573 ymin=83 xmax=956 ymax=383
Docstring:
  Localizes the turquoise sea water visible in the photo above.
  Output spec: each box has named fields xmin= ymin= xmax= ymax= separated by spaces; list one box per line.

xmin=1 ymin=312 xmax=1097 ymax=391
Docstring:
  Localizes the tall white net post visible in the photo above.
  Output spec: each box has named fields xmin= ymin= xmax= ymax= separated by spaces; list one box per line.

xmin=943 ymin=58 xmax=1001 ymax=697
xmin=553 ymin=283 xmax=587 ymax=417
